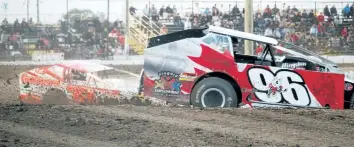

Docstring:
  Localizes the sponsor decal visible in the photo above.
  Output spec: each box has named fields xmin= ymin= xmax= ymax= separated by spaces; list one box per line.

xmin=281 ymin=62 xmax=307 ymax=69
xmin=247 ymin=67 xmax=311 ymax=106
xmin=179 ymin=73 xmax=196 ymax=81
xmin=345 ymin=83 xmax=353 ymax=91
xmin=154 ymin=71 xmax=181 ymax=96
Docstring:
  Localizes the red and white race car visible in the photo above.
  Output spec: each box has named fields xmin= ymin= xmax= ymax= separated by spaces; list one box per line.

xmin=19 ymin=61 xmax=138 ymax=104
xmin=139 ymin=26 xmax=354 ymax=109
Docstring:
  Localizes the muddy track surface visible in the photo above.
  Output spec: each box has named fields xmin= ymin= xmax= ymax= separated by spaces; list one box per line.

xmin=1 ymin=104 xmax=354 ymax=147
xmin=1 ymin=64 xmax=354 ymax=147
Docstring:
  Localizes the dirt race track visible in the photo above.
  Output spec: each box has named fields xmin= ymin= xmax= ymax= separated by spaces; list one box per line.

xmin=1 ymin=64 xmax=354 ymax=147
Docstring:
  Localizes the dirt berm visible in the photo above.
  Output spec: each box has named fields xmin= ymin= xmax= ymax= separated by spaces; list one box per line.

xmin=0 ymin=64 xmax=354 ymax=147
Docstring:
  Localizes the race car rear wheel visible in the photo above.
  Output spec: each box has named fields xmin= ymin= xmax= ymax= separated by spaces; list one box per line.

xmin=191 ymin=77 xmax=238 ymax=108
xmin=350 ymin=94 xmax=354 ymax=109
xmin=42 ymin=89 xmax=69 ymax=105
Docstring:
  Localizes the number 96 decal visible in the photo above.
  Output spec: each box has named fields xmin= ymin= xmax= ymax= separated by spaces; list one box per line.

xmin=247 ymin=67 xmax=311 ymax=106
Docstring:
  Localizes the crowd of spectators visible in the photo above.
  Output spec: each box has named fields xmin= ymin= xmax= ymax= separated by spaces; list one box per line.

xmin=140 ymin=2 xmax=354 ymax=54
xmin=0 ymin=16 xmax=128 ymax=58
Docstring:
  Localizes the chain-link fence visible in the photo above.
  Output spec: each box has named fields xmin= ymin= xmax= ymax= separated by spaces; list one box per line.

xmin=0 ymin=0 xmax=354 ymax=63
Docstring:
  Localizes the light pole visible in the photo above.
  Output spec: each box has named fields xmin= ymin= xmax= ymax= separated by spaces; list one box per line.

xmin=27 ymin=0 xmax=29 ymax=21
xmin=37 ymin=0 xmax=39 ymax=23
xmin=66 ymin=0 xmax=69 ymax=48
xmin=124 ymin=0 xmax=129 ymax=58
xmin=107 ymin=0 xmax=110 ymax=21
xmin=244 ymin=0 xmax=254 ymax=55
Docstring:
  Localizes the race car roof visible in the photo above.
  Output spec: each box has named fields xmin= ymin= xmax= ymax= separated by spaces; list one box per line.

xmin=56 ymin=61 xmax=113 ymax=73
xmin=208 ymin=26 xmax=278 ymax=45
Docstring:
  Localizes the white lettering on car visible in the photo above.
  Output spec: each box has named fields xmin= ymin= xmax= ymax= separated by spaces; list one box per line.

xmin=247 ymin=67 xmax=311 ymax=106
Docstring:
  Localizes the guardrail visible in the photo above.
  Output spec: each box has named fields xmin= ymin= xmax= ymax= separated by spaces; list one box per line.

xmin=128 ymin=14 xmax=163 ymax=54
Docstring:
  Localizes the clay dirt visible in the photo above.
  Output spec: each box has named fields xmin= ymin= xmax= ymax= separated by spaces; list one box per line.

xmin=0 ymin=64 xmax=354 ymax=147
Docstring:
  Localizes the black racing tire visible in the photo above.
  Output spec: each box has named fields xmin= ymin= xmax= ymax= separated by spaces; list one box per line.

xmin=350 ymin=94 xmax=354 ymax=110
xmin=137 ymin=70 xmax=145 ymax=95
xmin=42 ymin=88 xmax=69 ymax=105
xmin=190 ymin=77 xmax=238 ymax=108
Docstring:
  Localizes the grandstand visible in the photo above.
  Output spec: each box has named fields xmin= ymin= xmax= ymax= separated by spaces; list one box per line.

xmin=126 ymin=0 xmax=354 ymax=55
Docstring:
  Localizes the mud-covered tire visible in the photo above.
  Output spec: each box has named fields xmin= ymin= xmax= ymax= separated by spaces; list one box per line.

xmin=190 ymin=77 xmax=238 ymax=108
xmin=350 ymin=94 xmax=354 ymax=109
xmin=137 ymin=69 xmax=145 ymax=95
xmin=42 ymin=89 xmax=69 ymax=105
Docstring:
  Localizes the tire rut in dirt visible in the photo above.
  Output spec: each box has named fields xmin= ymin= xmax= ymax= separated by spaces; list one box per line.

xmin=0 ymin=104 xmax=283 ymax=147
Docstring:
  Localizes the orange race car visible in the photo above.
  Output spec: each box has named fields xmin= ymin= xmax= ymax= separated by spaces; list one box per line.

xmin=19 ymin=61 xmax=139 ymax=104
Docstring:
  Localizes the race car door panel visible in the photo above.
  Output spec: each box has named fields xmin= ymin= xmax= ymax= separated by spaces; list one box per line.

xmin=246 ymin=66 xmax=344 ymax=109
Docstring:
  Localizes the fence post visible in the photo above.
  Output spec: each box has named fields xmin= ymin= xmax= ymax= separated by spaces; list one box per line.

xmin=315 ymin=2 xmax=317 ymax=16
xmin=124 ymin=0 xmax=129 ymax=59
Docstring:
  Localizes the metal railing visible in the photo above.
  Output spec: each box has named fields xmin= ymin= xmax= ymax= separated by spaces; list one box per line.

xmin=128 ymin=14 xmax=163 ymax=54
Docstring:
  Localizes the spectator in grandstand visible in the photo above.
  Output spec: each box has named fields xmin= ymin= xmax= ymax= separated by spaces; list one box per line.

xmin=317 ymin=12 xmax=325 ymax=23
xmin=308 ymin=9 xmax=314 ymax=17
xmin=341 ymin=27 xmax=348 ymax=41
xmin=13 ymin=19 xmax=20 ymax=33
xmin=166 ymin=5 xmax=173 ymax=15
xmin=343 ymin=4 xmax=351 ymax=18
xmin=292 ymin=5 xmax=298 ymax=12
xmin=351 ymin=3 xmax=354 ymax=18
xmin=330 ymin=5 xmax=337 ymax=16
xmin=173 ymin=13 xmax=182 ymax=27
xmin=129 ymin=6 xmax=137 ymax=15
xmin=317 ymin=22 xmax=326 ymax=37
xmin=159 ymin=5 xmax=165 ymax=17
xmin=324 ymin=5 xmax=331 ymax=17
xmin=310 ymin=24 xmax=318 ymax=37
xmin=301 ymin=10 xmax=308 ymax=18
xmin=231 ymin=5 xmax=241 ymax=16
xmin=286 ymin=6 xmax=291 ymax=14
xmin=272 ymin=4 xmax=279 ymax=15
xmin=1 ymin=18 xmax=9 ymax=34
xmin=273 ymin=13 xmax=281 ymax=22
xmin=21 ymin=18 xmax=28 ymax=34
xmin=160 ymin=24 xmax=168 ymax=34
xmin=151 ymin=5 xmax=158 ymax=21
xmin=255 ymin=10 xmax=262 ymax=19
xmin=212 ymin=6 xmax=220 ymax=17
xmin=172 ymin=5 xmax=177 ymax=14
xmin=184 ymin=18 xmax=192 ymax=30
xmin=219 ymin=4 xmax=226 ymax=15
xmin=2 ymin=18 xmax=8 ymax=25
xmin=8 ymin=32 xmax=19 ymax=50
xmin=256 ymin=14 xmax=266 ymax=29
xmin=264 ymin=26 xmax=273 ymax=37
xmin=347 ymin=31 xmax=354 ymax=46
xmin=28 ymin=17 xmax=33 ymax=26
xmin=143 ymin=4 xmax=150 ymax=16
xmin=327 ymin=21 xmax=336 ymax=35
xmin=263 ymin=5 xmax=272 ymax=18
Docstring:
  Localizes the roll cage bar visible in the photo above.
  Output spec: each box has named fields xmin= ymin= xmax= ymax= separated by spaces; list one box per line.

xmin=259 ymin=44 xmax=276 ymax=66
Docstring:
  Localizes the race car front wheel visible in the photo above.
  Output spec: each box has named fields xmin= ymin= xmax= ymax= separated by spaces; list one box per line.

xmin=42 ymin=89 xmax=69 ymax=105
xmin=190 ymin=77 xmax=238 ymax=108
